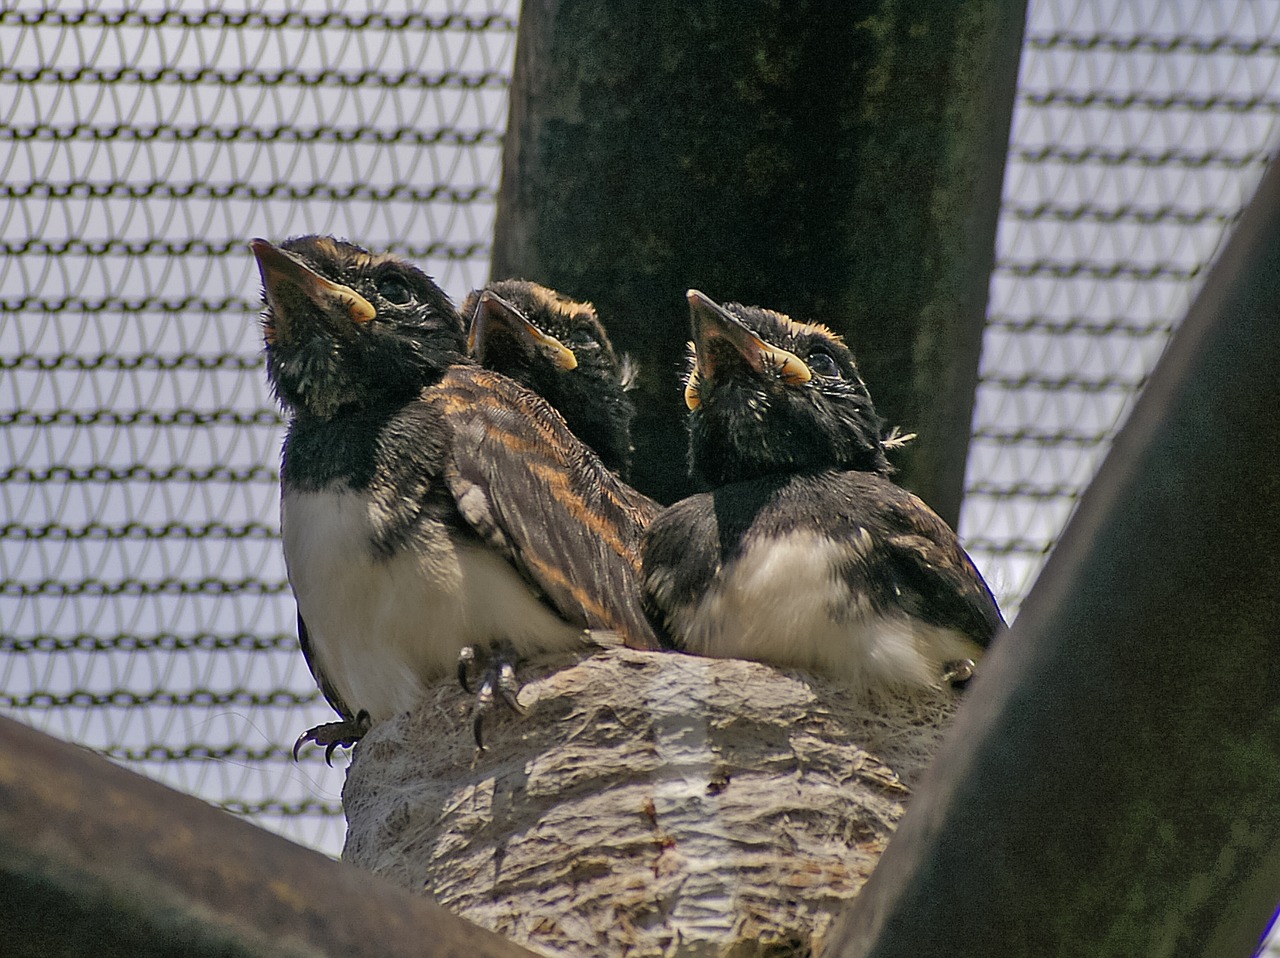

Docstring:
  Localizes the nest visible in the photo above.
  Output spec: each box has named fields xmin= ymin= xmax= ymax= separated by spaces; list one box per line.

xmin=342 ymin=648 xmax=960 ymax=957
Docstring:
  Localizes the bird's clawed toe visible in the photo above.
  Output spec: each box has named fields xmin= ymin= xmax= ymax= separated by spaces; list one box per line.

xmin=457 ymin=644 xmax=478 ymax=694
xmin=466 ymin=641 xmax=526 ymax=750
xmin=293 ymin=709 xmax=372 ymax=765
xmin=496 ymin=660 xmax=526 ymax=714
xmin=942 ymin=658 xmax=977 ymax=688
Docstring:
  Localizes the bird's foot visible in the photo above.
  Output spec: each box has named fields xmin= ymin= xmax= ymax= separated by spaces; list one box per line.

xmin=458 ymin=641 xmax=526 ymax=750
xmin=293 ymin=709 xmax=372 ymax=765
xmin=942 ymin=658 xmax=977 ymax=688
xmin=457 ymin=644 xmax=478 ymax=693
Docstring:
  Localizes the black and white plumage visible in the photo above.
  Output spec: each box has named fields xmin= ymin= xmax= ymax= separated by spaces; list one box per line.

xmin=251 ymin=236 xmax=662 ymax=757
xmin=642 ymin=290 xmax=1005 ymax=693
xmin=462 ymin=280 xmax=638 ymax=478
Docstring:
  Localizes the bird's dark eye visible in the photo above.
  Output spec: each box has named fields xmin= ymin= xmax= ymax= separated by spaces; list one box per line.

xmin=376 ymin=274 xmax=414 ymax=306
xmin=807 ymin=350 xmax=842 ymax=378
xmin=565 ymin=328 xmax=599 ymax=350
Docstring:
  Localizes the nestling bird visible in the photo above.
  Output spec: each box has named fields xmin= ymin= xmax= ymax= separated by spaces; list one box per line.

xmin=251 ymin=236 xmax=662 ymax=756
xmin=641 ymin=290 xmax=1005 ymax=693
xmin=463 ymin=280 xmax=638 ymax=478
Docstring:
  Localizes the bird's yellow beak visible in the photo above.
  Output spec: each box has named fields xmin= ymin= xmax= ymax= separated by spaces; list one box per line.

xmin=250 ymin=239 xmax=376 ymax=344
xmin=468 ymin=289 xmax=578 ymax=371
xmin=683 ymin=289 xmax=810 ymax=410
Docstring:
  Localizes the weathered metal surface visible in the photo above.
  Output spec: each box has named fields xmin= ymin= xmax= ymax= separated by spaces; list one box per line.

xmin=493 ymin=0 xmax=1028 ymax=521
xmin=0 ymin=714 xmax=539 ymax=958
xmin=824 ymin=159 xmax=1280 ymax=957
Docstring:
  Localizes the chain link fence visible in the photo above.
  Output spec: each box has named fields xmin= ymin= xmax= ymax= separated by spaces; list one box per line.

xmin=1 ymin=1 xmax=1276 ymax=897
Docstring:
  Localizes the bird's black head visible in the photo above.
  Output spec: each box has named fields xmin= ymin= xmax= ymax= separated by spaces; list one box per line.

xmin=683 ymin=289 xmax=892 ymax=486
xmin=251 ymin=236 xmax=466 ymax=420
xmin=463 ymin=279 xmax=637 ymax=477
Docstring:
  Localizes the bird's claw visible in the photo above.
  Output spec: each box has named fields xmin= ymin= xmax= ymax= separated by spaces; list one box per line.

xmin=293 ymin=709 xmax=372 ymax=765
xmin=497 ymin=661 xmax=526 ymax=715
xmin=942 ymin=658 xmax=977 ymax=687
xmin=457 ymin=645 xmax=478 ymax=694
xmin=467 ymin=642 xmax=526 ymax=751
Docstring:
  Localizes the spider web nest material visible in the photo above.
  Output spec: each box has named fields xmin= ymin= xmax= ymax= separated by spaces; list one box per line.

xmin=342 ymin=647 xmax=961 ymax=957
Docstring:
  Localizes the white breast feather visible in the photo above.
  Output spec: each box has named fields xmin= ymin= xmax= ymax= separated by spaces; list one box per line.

xmin=670 ymin=529 xmax=981 ymax=694
xmin=282 ymin=487 xmax=583 ymax=722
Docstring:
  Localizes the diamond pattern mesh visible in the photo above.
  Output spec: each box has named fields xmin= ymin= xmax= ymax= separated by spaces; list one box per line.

xmin=961 ymin=0 xmax=1280 ymax=617
xmin=1 ymin=1 xmax=518 ymax=855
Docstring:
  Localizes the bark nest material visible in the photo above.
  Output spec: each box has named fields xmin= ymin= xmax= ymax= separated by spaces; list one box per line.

xmin=342 ymin=648 xmax=960 ymax=957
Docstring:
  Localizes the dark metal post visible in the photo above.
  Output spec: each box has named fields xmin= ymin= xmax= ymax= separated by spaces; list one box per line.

xmin=494 ymin=0 xmax=1026 ymax=518
xmin=823 ymin=159 xmax=1280 ymax=957
xmin=0 ymin=715 xmax=539 ymax=958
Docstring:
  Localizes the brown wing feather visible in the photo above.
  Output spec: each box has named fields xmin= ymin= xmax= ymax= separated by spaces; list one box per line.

xmin=431 ymin=365 xmax=664 ymax=650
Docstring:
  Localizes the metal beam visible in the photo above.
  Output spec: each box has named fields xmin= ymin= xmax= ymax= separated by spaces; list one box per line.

xmin=822 ymin=159 xmax=1280 ymax=956
xmin=494 ymin=0 xmax=1027 ymax=520
xmin=0 ymin=714 xmax=539 ymax=958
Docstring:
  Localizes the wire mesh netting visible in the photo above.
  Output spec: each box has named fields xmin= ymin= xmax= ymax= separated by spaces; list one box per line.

xmin=0 ymin=0 xmax=1277 ymax=883
xmin=0 ymin=0 xmax=518 ymax=855
xmin=962 ymin=0 xmax=1280 ymax=614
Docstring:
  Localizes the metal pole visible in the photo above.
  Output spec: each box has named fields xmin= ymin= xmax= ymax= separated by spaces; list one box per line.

xmin=494 ymin=0 xmax=1027 ymax=520
xmin=823 ymin=158 xmax=1280 ymax=957
xmin=0 ymin=714 xmax=539 ymax=958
